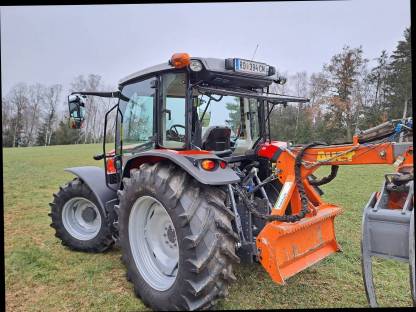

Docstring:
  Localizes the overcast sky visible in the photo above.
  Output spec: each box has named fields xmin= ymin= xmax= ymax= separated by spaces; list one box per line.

xmin=1 ymin=1 xmax=411 ymax=97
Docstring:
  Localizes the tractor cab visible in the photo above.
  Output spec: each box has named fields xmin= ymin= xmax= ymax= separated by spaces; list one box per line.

xmin=68 ymin=53 xmax=307 ymax=183
xmin=116 ymin=54 xmax=279 ymax=156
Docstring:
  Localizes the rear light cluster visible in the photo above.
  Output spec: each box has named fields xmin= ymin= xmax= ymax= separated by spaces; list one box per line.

xmin=106 ymin=158 xmax=117 ymax=174
xmin=106 ymin=157 xmax=121 ymax=175
xmin=219 ymin=161 xmax=227 ymax=169
xmin=200 ymin=159 xmax=227 ymax=171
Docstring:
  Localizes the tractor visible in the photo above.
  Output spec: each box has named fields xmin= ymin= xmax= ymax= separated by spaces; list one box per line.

xmin=50 ymin=53 xmax=414 ymax=310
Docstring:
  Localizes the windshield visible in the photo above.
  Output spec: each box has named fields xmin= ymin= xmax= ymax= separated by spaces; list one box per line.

xmin=193 ymin=91 xmax=260 ymax=154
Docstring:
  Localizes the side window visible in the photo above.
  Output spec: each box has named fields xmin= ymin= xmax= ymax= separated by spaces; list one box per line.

xmin=247 ymin=98 xmax=260 ymax=140
xmin=119 ymin=77 xmax=156 ymax=152
xmin=161 ymin=72 xmax=186 ymax=149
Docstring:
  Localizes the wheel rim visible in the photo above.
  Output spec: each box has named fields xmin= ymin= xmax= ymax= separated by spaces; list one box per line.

xmin=129 ymin=195 xmax=179 ymax=291
xmin=62 ymin=197 xmax=102 ymax=240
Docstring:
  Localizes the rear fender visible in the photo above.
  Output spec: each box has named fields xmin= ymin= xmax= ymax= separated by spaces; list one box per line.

xmin=65 ymin=166 xmax=117 ymax=216
xmin=122 ymin=150 xmax=240 ymax=186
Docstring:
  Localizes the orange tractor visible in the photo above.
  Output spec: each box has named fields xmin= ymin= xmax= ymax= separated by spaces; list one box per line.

xmin=51 ymin=53 xmax=414 ymax=310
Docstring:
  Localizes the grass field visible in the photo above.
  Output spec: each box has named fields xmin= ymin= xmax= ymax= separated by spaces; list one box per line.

xmin=4 ymin=144 xmax=413 ymax=311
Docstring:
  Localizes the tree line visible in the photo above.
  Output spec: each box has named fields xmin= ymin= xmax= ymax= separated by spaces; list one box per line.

xmin=2 ymin=74 xmax=117 ymax=147
xmin=2 ymin=28 xmax=411 ymax=147
xmin=270 ymin=27 xmax=411 ymax=144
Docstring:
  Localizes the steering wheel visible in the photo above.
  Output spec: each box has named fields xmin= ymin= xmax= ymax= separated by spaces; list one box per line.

xmin=167 ymin=124 xmax=185 ymax=141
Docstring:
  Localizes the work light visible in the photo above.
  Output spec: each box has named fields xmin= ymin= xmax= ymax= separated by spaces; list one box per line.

xmin=189 ymin=60 xmax=203 ymax=72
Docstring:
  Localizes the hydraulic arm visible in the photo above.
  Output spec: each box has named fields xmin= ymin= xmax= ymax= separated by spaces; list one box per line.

xmin=254 ymin=119 xmax=413 ymax=303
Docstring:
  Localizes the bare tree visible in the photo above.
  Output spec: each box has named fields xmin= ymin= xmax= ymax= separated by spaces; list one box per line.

xmin=308 ymin=72 xmax=330 ymax=125
xmin=289 ymin=71 xmax=309 ymax=138
xmin=26 ymin=83 xmax=46 ymax=146
xmin=7 ymin=83 xmax=29 ymax=147
xmin=323 ymin=45 xmax=368 ymax=140
xmin=70 ymin=74 xmax=103 ymax=143
xmin=95 ymin=85 xmax=118 ymax=143
xmin=42 ymin=84 xmax=62 ymax=146
xmin=2 ymin=97 xmax=14 ymax=146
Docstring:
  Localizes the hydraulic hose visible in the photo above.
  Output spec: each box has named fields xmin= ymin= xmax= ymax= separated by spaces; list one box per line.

xmin=309 ymin=165 xmax=339 ymax=186
xmin=234 ymin=142 xmax=327 ymax=223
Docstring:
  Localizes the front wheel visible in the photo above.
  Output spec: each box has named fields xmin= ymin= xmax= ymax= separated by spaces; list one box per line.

xmin=49 ymin=178 xmax=114 ymax=252
xmin=118 ymin=162 xmax=240 ymax=311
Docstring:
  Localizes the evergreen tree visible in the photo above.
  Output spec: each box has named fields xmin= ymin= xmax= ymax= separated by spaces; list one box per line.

xmin=53 ymin=120 xmax=81 ymax=145
xmin=36 ymin=122 xmax=48 ymax=146
xmin=386 ymin=27 xmax=412 ymax=119
xmin=362 ymin=50 xmax=390 ymax=128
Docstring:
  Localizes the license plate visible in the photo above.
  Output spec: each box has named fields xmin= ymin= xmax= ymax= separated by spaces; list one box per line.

xmin=234 ymin=58 xmax=269 ymax=76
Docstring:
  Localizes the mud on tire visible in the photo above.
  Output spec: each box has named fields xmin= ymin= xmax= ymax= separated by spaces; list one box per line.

xmin=49 ymin=178 xmax=114 ymax=252
xmin=118 ymin=162 xmax=240 ymax=311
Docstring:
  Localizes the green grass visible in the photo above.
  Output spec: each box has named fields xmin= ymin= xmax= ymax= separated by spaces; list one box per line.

xmin=4 ymin=144 xmax=413 ymax=310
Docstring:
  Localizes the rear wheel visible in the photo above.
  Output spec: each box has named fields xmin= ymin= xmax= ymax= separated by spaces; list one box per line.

xmin=118 ymin=162 xmax=239 ymax=310
xmin=49 ymin=178 xmax=114 ymax=252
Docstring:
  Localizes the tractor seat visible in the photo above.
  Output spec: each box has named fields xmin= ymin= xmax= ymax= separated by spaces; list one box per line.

xmin=201 ymin=126 xmax=232 ymax=155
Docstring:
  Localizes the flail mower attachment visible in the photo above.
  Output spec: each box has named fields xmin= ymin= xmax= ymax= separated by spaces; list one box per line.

xmin=361 ymin=173 xmax=415 ymax=307
xmin=255 ymin=142 xmax=344 ymax=285
xmin=256 ymin=204 xmax=342 ymax=284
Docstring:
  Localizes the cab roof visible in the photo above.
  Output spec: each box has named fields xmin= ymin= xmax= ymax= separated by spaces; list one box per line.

xmin=118 ymin=57 xmax=277 ymax=88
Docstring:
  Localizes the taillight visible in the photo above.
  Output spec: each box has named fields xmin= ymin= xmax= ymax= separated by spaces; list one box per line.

xmin=201 ymin=159 xmax=216 ymax=171
xmin=106 ymin=157 xmax=117 ymax=174
xmin=219 ymin=161 xmax=227 ymax=169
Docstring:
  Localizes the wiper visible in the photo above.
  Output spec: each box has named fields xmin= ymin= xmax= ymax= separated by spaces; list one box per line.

xmin=199 ymin=98 xmax=212 ymax=123
xmin=199 ymin=94 xmax=223 ymax=122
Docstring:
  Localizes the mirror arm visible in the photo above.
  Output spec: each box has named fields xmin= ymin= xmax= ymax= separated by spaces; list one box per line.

xmin=70 ymin=91 xmax=130 ymax=102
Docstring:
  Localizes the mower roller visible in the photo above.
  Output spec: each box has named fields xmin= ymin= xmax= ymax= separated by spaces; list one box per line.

xmin=50 ymin=53 xmax=414 ymax=310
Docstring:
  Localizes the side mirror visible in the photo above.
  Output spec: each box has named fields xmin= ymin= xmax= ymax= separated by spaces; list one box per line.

xmin=68 ymin=94 xmax=86 ymax=129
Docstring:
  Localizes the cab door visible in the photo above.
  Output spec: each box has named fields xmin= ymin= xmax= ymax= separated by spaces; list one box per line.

xmin=111 ymin=76 xmax=158 ymax=185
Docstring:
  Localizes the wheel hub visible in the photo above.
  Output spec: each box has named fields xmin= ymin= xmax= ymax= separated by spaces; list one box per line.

xmin=61 ymin=197 xmax=102 ymax=241
xmin=82 ymin=206 xmax=97 ymax=223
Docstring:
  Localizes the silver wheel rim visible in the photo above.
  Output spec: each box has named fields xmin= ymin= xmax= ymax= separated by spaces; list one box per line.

xmin=62 ymin=197 xmax=102 ymax=240
xmin=129 ymin=196 xmax=179 ymax=291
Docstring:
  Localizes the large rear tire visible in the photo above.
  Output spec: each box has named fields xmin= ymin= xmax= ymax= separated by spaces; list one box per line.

xmin=49 ymin=178 xmax=114 ymax=252
xmin=118 ymin=162 xmax=239 ymax=311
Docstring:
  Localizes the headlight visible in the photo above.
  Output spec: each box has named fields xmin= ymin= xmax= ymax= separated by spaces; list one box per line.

xmin=190 ymin=60 xmax=203 ymax=72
